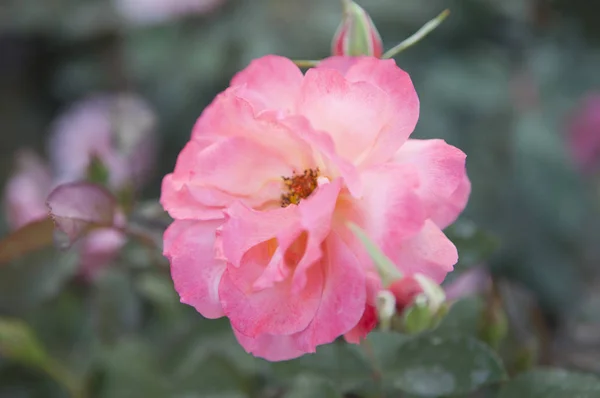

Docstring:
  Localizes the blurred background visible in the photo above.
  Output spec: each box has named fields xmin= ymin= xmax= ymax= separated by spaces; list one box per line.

xmin=1 ymin=0 xmax=600 ymax=396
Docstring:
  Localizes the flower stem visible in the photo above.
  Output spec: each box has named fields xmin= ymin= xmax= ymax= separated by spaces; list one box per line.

xmin=292 ymin=60 xmax=320 ymax=68
xmin=382 ymin=9 xmax=450 ymax=59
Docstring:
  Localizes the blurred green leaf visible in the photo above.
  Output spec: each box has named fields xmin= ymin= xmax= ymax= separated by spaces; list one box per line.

xmin=85 ymin=155 xmax=110 ymax=187
xmin=498 ymin=369 xmax=600 ymax=398
xmin=445 ymin=220 xmax=500 ymax=272
xmin=99 ymin=339 xmax=168 ymax=398
xmin=0 ymin=218 xmax=55 ymax=265
xmin=285 ymin=374 xmax=342 ymax=398
xmin=91 ymin=269 xmax=142 ymax=344
xmin=0 ymin=248 xmax=79 ymax=312
xmin=434 ymin=297 xmax=484 ymax=337
xmin=0 ymin=318 xmax=48 ymax=368
xmin=383 ymin=334 xmax=506 ymax=397
xmin=273 ymin=341 xmax=373 ymax=393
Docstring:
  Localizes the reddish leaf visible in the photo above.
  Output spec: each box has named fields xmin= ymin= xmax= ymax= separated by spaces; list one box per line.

xmin=0 ymin=218 xmax=55 ymax=265
xmin=46 ymin=182 xmax=118 ymax=247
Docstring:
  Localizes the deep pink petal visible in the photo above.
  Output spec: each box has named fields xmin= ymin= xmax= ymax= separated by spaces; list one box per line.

xmin=297 ymin=67 xmax=393 ymax=165
xmin=230 ymin=55 xmax=304 ymax=113
xmin=164 ymin=219 xmax=225 ymax=319
xmin=292 ymin=232 xmax=366 ymax=352
xmin=392 ymin=220 xmax=458 ymax=283
xmin=233 ymin=328 xmax=306 ymax=361
xmin=344 ymin=304 xmax=377 ymax=344
xmin=394 ymin=139 xmax=470 ymax=229
xmin=219 ymin=262 xmax=323 ymax=338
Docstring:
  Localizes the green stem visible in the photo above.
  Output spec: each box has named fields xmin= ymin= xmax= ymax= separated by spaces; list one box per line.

xmin=292 ymin=60 xmax=320 ymax=68
xmin=382 ymin=9 xmax=450 ymax=59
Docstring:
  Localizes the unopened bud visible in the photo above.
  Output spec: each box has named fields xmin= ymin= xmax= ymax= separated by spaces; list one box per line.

xmin=332 ymin=0 xmax=383 ymax=58
xmin=398 ymin=274 xmax=448 ymax=334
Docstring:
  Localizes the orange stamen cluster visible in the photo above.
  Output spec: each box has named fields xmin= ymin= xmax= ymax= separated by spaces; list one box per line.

xmin=281 ymin=168 xmax=319 ymax=207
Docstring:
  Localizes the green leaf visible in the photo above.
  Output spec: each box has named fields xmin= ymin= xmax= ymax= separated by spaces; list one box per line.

xmin=285 ymin=374 xmax=343 ymax=398
xmin=0 ymin=318 xmax=49 ymax=368
xmin=498 ymin=369 xmax=600 ymax=398
xmin=384 ymin=334 xmax=506 ymax=397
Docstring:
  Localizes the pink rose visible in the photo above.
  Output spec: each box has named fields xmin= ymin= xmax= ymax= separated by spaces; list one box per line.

xmin=161 ymin=55 xmax=470 ymax=360
xmin=48 ymin=94 xmax=157 ymax=191
xmin=566 ymin=93 xmax=600 ymax=173
xmin=3 ymin=150 xmax=53 ymax=230
xmin=2 ymin=150 xmax=126 ymax=279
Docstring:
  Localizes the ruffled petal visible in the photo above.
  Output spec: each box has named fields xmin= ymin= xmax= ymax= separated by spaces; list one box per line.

xmin=230 ymin=55 xmax=304 ymax=113
xmin=317 ymin=56 xmax=361 ymax=75
xmin=292 ymin=232 xmax=366 ymax=351
xmin=219 ymin=261 xmax=323 ymax=338
xmin=233 ymin=328 xmax=306 ymax=361
xmin=394 ymin=139 xmax=470 ymax=229
xmin=342 ymin=57 xmax=420 ymax=166
xmin=164 ymin=219 xmax=225 ymax=319
xmin=297 ymin=67 xmax=392 ymax=165
xmin=357 ymin=164 xmax=427 ymax=258
xmin=392 ymin=220 xmax=458 ymax=283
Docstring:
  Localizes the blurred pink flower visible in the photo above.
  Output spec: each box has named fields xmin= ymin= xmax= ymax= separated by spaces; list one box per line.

xmin=444 ymin=267 xmax=491 ymax=301
xmin=566 ymin=94 xmax=600 ymax=173
xmin=114 ymin=0 xmax=225 ymax=25
xmin=3 ymin=150 xmax=52 ymax=230
xmin=2 ymin=94 xmax=155 ymax=278
xmin=161 ymin=55 xmax=470 ymax=360
xmin=48 ymin=94 xmax=157 ymax=191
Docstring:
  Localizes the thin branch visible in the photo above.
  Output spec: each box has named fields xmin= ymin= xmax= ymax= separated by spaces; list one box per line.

xmin=382 ymin=9 xmax=450 ymax=59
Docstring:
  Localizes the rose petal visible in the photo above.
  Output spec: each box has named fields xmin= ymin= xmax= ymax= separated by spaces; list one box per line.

xmin=221 ymin=202 xmax=299 ymax=268
xmin=394 ymin=139 xmax=470 ymax=229
xmin=233 ymin=328 xmax=305 ymax=361
xmin=317 ymin=56 xmax=361 ymax=75
xmin=392 ymin=220 xmax=458 ymax=283
xmin=164 ymin=219 xmax=225 ymax=319
xmin=357 ymin=164 xmax=427 ymax=259
xmin=219 ymin=260 xmax=323 ymax=337
xmin=192 ymin=91 xmax=314 ymax=168
xmin=292 ymin=232 xmax=366 ymax=352
xmin=297 ymin=67 xmax=392 ymax=165
xmin=230 ymin=55 xmax=304 ymax=113
xmin=343 ymin=57 xmax=420 ymax=166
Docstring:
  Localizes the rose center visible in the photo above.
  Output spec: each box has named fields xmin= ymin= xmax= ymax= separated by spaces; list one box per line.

xmin=280 ymin=168 xmax=319 ymax=207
